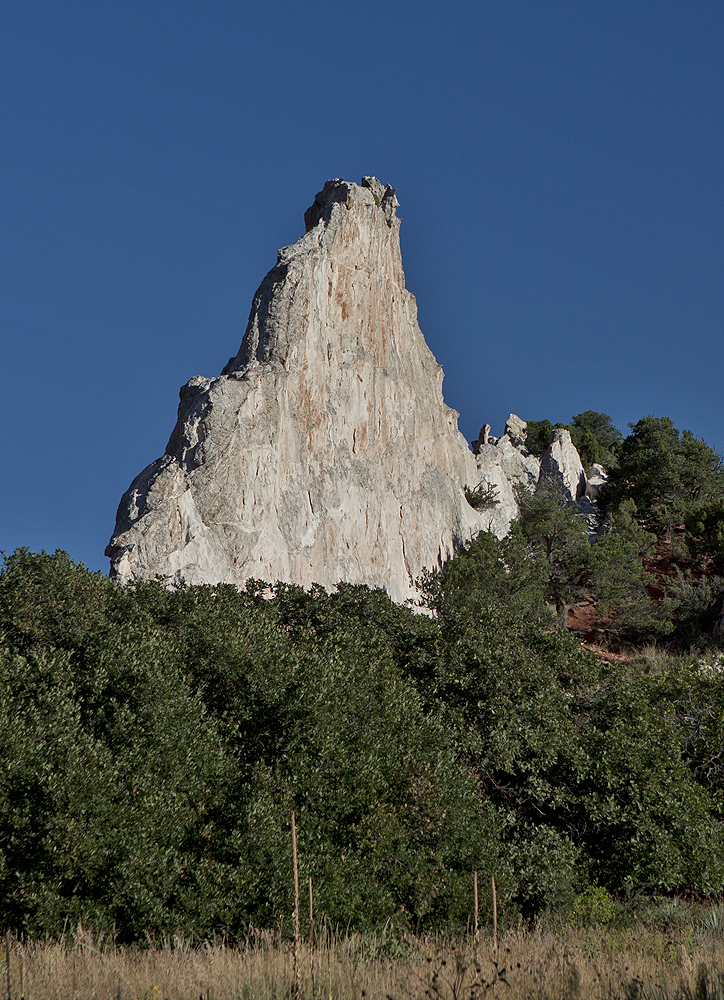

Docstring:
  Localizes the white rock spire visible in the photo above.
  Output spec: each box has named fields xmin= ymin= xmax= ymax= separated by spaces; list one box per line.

xmin=107 ymin=178 xmax=485 ymax=603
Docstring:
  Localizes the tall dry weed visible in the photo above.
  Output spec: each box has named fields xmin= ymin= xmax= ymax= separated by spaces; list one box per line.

xmin=3 ymin=922 xmax=724 ymax=999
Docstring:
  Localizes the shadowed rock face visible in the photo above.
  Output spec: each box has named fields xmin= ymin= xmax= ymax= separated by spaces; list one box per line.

xmin=106 ymin=178 xmax=485 ymax=603
xmin=540 ymin=428 xmax=587 ymax=502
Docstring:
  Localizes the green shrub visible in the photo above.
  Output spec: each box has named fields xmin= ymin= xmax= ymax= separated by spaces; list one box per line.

xmin=571 ymin=884 xmax=618 ymax=926
xmin=686 ymin=499 xmax=724 ymax=573
xmin=463 ymin=480 xmax=500 ymax=511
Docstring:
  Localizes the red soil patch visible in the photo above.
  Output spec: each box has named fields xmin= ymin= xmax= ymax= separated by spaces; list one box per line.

xmin=565 ymin=530 xmax=696 ymax=659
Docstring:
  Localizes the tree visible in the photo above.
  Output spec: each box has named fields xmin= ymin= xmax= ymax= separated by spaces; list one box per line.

xmin=600 ymin=416 xmax=724 ymax=537
xmin=569 ymin=411 xmax=622 ymax=470
xmin=514 ymin=481 xmax=591 ymax=615
xmin=427 ymin=590 xmax=724 ymax=907
xmin=0 ymin=555 xmax=235 ymax=939
xmin=428 ymin=594 xmax=601 ymax=915
xmin=429 ymin=529 xmax=548 ymax=624
xmin=4 ymin=542 xmax=724 ymax=934
xmin=463 ymin=480 xmax=500 ymax=511
xmin=576 ymin=666 xmax=724 ymax=896
xmin=172 ymin=580 xmax=498 ymax=931
xmin=685 ymin=498 xmax=724 ymax=574
xmin=525 ymin=419 xmax=556 ymax=457
xmin=588 ymin=499 xmax=670 ymax=638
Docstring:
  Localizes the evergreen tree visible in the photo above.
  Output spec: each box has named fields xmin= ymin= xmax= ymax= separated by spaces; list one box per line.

xmin=601 ymin=416 xmax=724 ymax=536
xmin=589 ymin=499 xmax=670 ymax=638
xmin=569 ymin=411 xmax=622 ymax=469
xmin=514 ymin=481 xmax=591 ymax=615
xmin=685 ymin=498 xmax=724 ymax=574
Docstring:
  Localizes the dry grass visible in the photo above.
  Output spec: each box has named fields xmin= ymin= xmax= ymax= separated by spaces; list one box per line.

xmin=4 ymin=922 xmax=724 ymax=1000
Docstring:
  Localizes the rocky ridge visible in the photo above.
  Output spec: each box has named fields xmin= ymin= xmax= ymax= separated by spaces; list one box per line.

xmin=471 ymin=418 xmax=607 ymax=536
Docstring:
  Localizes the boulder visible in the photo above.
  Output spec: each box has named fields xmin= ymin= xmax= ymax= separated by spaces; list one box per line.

xmin=586 ymin=463 xmax=608 ymax=501
xmin=471 ymin=424 xmax=491 ymax=454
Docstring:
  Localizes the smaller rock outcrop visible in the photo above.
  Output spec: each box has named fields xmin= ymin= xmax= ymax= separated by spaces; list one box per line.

xmin=585 ymin=463 xmax=608 ymax=501
xmin=504 ymin=413 xmax=528 ymax=447
xmin=471 ymin=424 xmax=491 ymax=451
xmin=468 ymin=418 xmax=610 ymax=541
xmin=471 ymin=414 xmax=540 ymax=535
xmin=539 ymin=429 xmax=587 ymax=502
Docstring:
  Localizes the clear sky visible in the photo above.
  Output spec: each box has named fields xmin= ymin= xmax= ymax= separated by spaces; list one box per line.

xmin=2 ymin=1 xmax=723 ymax=573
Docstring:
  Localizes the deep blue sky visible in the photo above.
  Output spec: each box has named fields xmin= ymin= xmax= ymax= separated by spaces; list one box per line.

xmin=2 ymin=1 xmax=723 ymax=572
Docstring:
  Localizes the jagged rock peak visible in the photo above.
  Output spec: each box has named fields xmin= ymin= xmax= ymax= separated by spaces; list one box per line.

xmin=504 ymin=413 xmax=527 ymax=447
xmin=540 ymin=428 xmax=587 ymax=502
xmin=472 ymin=414 xmax=540 ymax=536
xmin=107 ymin=177 xmax=485 ymax=603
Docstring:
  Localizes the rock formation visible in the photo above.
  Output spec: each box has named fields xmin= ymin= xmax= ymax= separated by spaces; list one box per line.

xmin=471 ymin=414 xmax=540 ymax=536
xmin=504 ymin=413 xmax=527 ymax=447
xmin=106 ymin=177 xmax=486 ymax=604
xmin=585 ymin=463 xmax=608 ymax=501
xmin=470 ymin=420 xmax=609 ymax=538
xmin=539 ymin=428 xmax=587 ymax=502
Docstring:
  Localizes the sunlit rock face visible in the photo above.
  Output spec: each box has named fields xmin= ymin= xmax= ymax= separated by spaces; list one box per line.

xmin=471 ymin=415 xmax=540 ymax=536
xmin=106 ymin=177 xmax=485 ymax=604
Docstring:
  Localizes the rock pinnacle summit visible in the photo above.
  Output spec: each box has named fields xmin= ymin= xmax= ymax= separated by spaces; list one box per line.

xmin=106 ymin=177 xmax=486 ymax=603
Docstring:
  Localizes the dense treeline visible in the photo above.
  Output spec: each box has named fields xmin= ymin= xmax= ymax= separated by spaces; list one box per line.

xmin=1 ymin=414 xmax=724 ymax=942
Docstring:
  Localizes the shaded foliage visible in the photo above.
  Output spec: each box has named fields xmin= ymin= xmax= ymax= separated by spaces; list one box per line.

xmin=3 ymin=414 xmax=724 ymax=944
xmin=568 ymin=411 xmax=622 ymax=470
xmin=588 ymin=499 xmax=671 ymax=639
xmin=601 ymin=416 xmax=724 ymax=536
xmin=514 ymin=481 xmax=590 ymax=614
xmin=525 ymin=419 xmax=558 ymax=457
xmin=686 ymin=499 xmax=724 ymax=575
xmin=0 ymin=552 xmax=492 ymax=938
xmin=525 ymin=412 xmax=622 ymax=469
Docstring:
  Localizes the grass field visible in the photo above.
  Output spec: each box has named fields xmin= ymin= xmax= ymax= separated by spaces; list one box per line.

xmin=4 ymin=916 xmax=724 ymax=1000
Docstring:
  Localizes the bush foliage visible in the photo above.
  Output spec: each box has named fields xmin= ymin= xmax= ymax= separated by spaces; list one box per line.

xmin=2 ymin=535 xmax=724 ymax=940
xmin=2 ymin=413 xmax=724 ymax=940
xmin=600 ymin=416 xmax=724 ymax=536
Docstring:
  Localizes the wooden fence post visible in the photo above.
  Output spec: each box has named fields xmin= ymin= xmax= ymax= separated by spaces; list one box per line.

xmin=491 ymin=875 xmax=498 ymax=961
xmin=291 ymin=811 xmax=301 ymax=1000
xmin=5 ymin=930 xmax=11 ymax=1000
xmin=473 ymin=871 xmax=479 ymax=941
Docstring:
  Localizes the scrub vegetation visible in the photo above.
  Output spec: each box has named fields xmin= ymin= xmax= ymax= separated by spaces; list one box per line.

xmin=1 ymin=413 xmax=724 ymax=995
xmin=5 ymin=917 xmax=724 ymax=1000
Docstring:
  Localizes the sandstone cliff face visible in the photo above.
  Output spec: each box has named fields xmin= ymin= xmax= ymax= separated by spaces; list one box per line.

xmin=107 ymin=177 xmax=485 ymax=603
